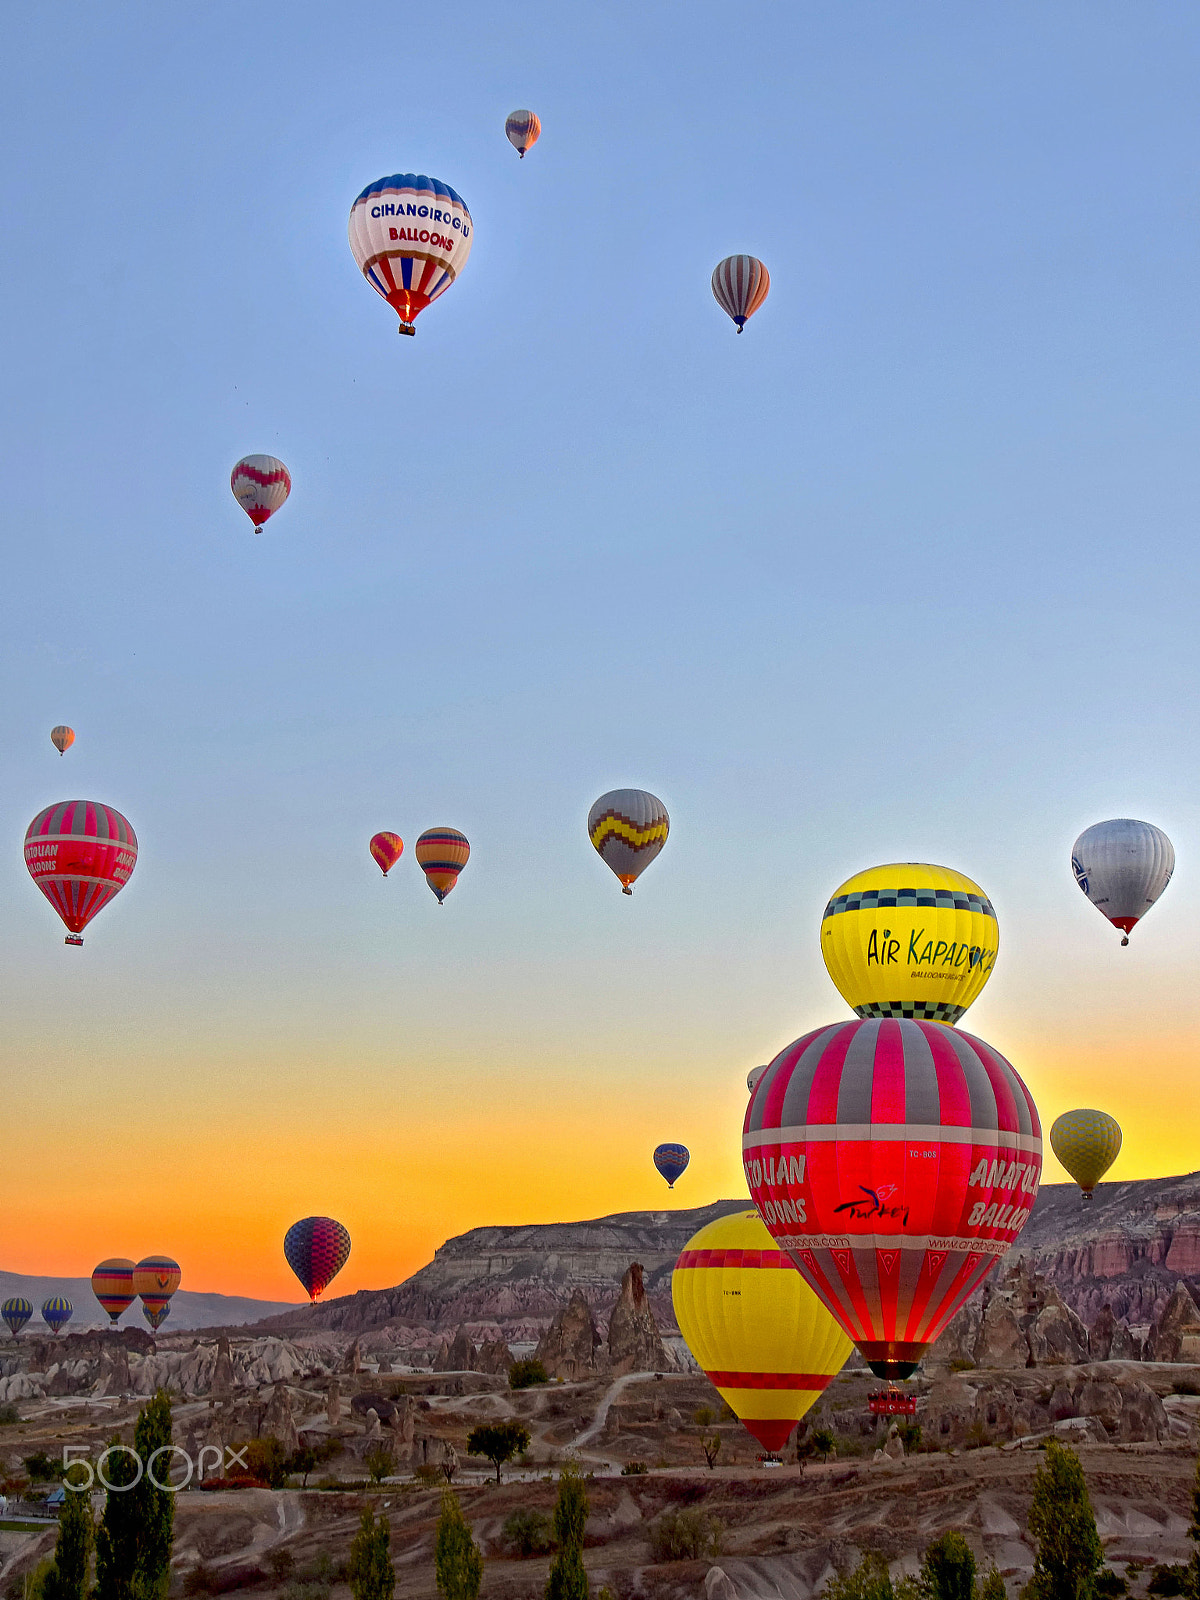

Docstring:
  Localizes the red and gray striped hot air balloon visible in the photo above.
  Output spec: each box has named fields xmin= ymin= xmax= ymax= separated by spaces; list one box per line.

xmin=24 ymin=801 xmax=138 ymax=946
xmin=415 ymin=828 xmax=470 ymax=903
xmin=91 ymin=1260 xmax=136 ymax=1325
xmin=505 ymin=109 xmax=541 ymax=157
xmin=231 ymin=455 xmax=291 ymax=532
xmin=743 ymin=1019 xmax=1042 ymax=1379
xmin=711 ymin=255 xmax=770 ymax=332
xmin=284 ymin=1217 xmax=351 ymax=1300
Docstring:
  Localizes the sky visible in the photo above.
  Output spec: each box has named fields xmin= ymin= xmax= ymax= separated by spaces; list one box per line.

xmin=0 ymin=2 xmax=1198 ymax=1302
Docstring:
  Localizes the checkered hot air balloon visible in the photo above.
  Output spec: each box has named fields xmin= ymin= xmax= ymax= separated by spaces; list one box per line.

xmin=231 ymin=455 xmax=291 ymax=533
xmin=711 ymin=255 xmax=770 ymax=332
xmin=91 ymin=1260 xmax=136 ymax=1324
xmin=415 ymin=828 xmax=470 ymax=903
xmin=587 ymin=789 xmax=669 ymax=895
xmin=370 ymin=832 xmax=404 ymax=876
xmin=284 ymin=1217 xmax=351 ymax=1301
xmin=744 ymin=1019 xmax=1042 ymax=1379
xmin=505 ymin=109 xmax=541 ymax=157
xmin=41 ymin=1296 xmax=73 ymax=1335
xmin=348 ymin=175 xmax=473 ymax=337
xmin=24 ymin=801 xmax=138 ymax=946
xmin=653 ymin=1143 xmax=690 ymax=1189
xmin=2 ymin=1298 xmax=33 ymax=1338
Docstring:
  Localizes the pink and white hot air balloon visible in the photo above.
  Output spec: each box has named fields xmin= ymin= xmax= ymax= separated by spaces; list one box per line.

xmin=711 ymin=255 xmax=770 ymax=333
xmin=231 ymin=455 xmax=291 ymax=533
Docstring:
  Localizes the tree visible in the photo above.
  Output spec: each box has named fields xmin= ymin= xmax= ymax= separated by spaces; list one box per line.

xmin=94 ymin=1389 xmax=175 ymax=1600
xmin=812 ymin=1427 xmax=835 ymax=1463
xmin=466 ymin=1420 xmax=530 ymax=1484
xmin=1024 ymin=1440 xmax=1103 ymax=1600
xmin=699 ymin=1430 xmax=721 ymax=1470
xmin=546 ymin=1464 xmax=589 ymax=1600
xmin=348 ymin=1507 xmax=395 ymax=1600
xmin=919 ymin=1532 xmax=976 ymax=1600
xmin=246 ymin=1437 xmax=289 ymax=1489
xmin=364 ymin=1444 xmax=397 ymax=1485
xmin=823 ymin=1553 xmax=917 ymax=1600
xmin=1188 ymin=1444 xmax=1200 ymax=1600
xmin=435 ymin=1491 xmax=483 ymax=1600
xmin=43 ymin=1484 xmax=93 ymax=1600
xmin=509 ymin=1358 xmax=549 ymax=1390
xmin=287 ymin=1445 xmax=317 ymax=1487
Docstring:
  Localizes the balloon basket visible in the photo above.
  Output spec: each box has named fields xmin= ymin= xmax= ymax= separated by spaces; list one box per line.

xmin=398 ymin=322 xmax=416 ymax=337
xmin=64 ymin=935 xmax=83 ymax=947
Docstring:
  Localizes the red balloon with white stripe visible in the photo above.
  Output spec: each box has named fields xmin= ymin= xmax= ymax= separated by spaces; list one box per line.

xmin=231 ymin=455 xmax=291 ymax=532
xmin=712 ymin=255 xmax=770 ymax=332
xmin=24 ymin=801 xmax=138 ymax=946
xmin=743 ymin=1018 xmax=1041 ymax=1379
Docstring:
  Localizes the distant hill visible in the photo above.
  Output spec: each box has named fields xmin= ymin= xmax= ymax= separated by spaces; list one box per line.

xmin=0 ymin=1270 xmax=299 ymax=1332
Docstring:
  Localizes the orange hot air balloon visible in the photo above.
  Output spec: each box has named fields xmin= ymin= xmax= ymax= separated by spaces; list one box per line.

xmin=51 ymin=726 xmax=75 ymax=756
xmin=370 ymin=832 xmax=404 ymax=876
xmin=91 ymin=1259 xmax=136 ymax=1325
xmin=133 ymin=1256 xmax=181 ymax=1302
xmin=415 ymin=828 xmax=470 ymax=903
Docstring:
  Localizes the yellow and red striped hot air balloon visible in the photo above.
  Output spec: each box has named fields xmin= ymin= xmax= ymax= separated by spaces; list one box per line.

xmin=415 ymin=828 xmax=470 ymax=903
xmin=91 ymin=1259 xmax=136 ymax=1325
xmin=672 ymin=1209 xmax=852 ymax=1453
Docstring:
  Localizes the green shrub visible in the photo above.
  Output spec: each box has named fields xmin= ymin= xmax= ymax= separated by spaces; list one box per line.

xmin=0 ymin=1405 xmax=19 ymax=1425
xmin=948 ymin=1358 xmax=976 ymax=1373
xmin=503 ymin=1508 xmax=553 ymax=1557
xmin=414 ymin=1463 xmax=443 ymax=1487
xmin=1148 ymin=1567 xmax=1187 ymax=1597
xmin=650 ymin=1507 xmax=722 ymax=1562
xmin=1094 ymin=1571 xmax=1128 ymax=1599
xmin=621 ymin=1461 xmax=647 ymax=1475
xmin=821 ymin=1552 xmax=915 ymax=1600
xmin=509 ymin=1358 xmax=549 ymax=1390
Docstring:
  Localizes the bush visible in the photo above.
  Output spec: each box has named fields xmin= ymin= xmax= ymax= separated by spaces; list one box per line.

xmin=811 ymin=1428 xmax=836 ymax=1462
xmin=693 ymin=1407 xmax=716 ymax=1427
xmin=183 ymin=1567 xmax=217 ymax=1597
xmin=0 ymin=1404 xmax=19 ymax=1425
xmin=1095 ymin=1572 xmax=1128 ymax=1599
xmin=503 ymin=1508 xmax=554 ymax=1557
xmin=509 ymin=1358 xmax=549 ymax=1390
xmin=897 ymin=1422 xmax=922 ymax=1452
xmin=245 ymin=1437 xmax=290 ymax=1489
xmin=919 ymin=1532 xmax=974 ymax=1600
xmin=822 ymin=1552 xmax=914 ymax=1600
xmin=1148 ymin=1567 xmax=1187 ymax=1597
xmin=364 ymin=1444 xmax=396 ymax=1484
xmin=23 ymin=1454 xmax=63 ymax=1483
xmin=978 ymin=1571 xmax=1005 ymax=1600
xmin=948 ymin=1358 xmax=976 ymax=1373
xmin=414 ymin=1463 xmax=443 ymax=1487
xmin=621 ymin=1461 xmax=648 ymax=1476
xmin=650 ymin=1507 xmax=722 ymax=1562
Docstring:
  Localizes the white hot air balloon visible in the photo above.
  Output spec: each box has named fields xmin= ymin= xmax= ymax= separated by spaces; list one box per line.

xmin=1071 ymin=819 xmax=1175 ymax=946
xmin=746 ymin=1065 xmax=767 ymax=1093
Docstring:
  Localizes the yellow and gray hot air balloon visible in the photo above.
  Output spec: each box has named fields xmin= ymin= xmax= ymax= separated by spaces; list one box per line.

xmin=820 ymin=862 xmax=998 ymax=1025
xmin=1049 ymin=1109 xmax=1122 ymax=1201
xmin=587 ymin=789 xmax=669 ymax=895
xmin=672 ymin=1208 xmax=851 ymax=1453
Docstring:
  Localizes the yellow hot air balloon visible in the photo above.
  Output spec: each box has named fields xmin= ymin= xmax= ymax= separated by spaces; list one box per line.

xmin=1049 ymin=1109 xmax=1122 ymax=1200
xmin=820 ymin=862 xmax=998 ymax=1025
xmin=672 ymin=1209 xmax=851 ymax=1453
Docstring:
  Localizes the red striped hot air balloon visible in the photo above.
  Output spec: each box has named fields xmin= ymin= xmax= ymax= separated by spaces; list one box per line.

xmin=134 ymin=1256 xmax=181 ymax=1302
xmin=711 ymin=255 xmax=770 ymax=332
xmin=91 ymin=1260 xmax=136 ymax=1325
xmin=370 ymin=832 xmax=404 ymax=876
xmin=24 ymin=801 xmax=137 ymax=946
xmin=415 ymin=828 xmax=470 ymax=903
xmin=231 ymin=455 xmax=291 ymax=532
xmin=743 ymin=1019 xmax=1041 ymax=1379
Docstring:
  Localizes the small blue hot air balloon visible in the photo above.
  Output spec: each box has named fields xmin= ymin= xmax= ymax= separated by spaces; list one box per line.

xmin=41 ymin=1296 xmax=73 ymax=1334
xmin=653 ymin=1143 xmax=690 ymax=1190
xmin=2 ymin=1297 xmax=33 ymax=1338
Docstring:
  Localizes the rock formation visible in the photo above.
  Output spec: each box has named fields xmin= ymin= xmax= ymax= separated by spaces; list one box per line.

xmin=434 ymin=1326 xmax=477 ymax=1372
xmin=535 ymin=1288 xmax=603 ymax=1379
xmin=475 ymin=1338 xmax=513 ymax=1376
xmin=607 ymin=1264 xmax=669 ymax=1375
xmin=1146 ymin=1282 xmax=1200 ymax=1362
xmin=260 ymin=1384 xmax=299 ymax=1455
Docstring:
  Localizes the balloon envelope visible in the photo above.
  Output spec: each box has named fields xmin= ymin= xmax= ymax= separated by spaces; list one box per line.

xmin=91 ymin=1260 xmax=136 ymax=1324
xmin=41 ymin=1296 xmax=73 ymax=1334
xmin=134 ymin=1257 xmax=181 ymax=1302
xmin=142 ymin=1301 xmax=171 ymax=1331
xmin=744 ymin=1018 xmax=1041 ymax=1378
xmin=672 ymin=1209 xmax=852 ymax=1451
xmin=348 ymin=174 xmax=473 ymax=334
xmin=50 ymin=726 xmax=75 ymax=755
xmin=1 ymin=1298 xmax=33 ymax=1338
xmin=415 ymin=828 xmax=470 ymax=902
xmin=284 ymin=1216 xmax=351 ymax=1300
xmin=505 ymin=109 xmax=541 ymax=156
xmin=1050 ymin=1109 xmax=1122 ymax=1197
xmin=370 ymin=832 xmax=404 ymax=876
xmin=24 ymin=801 xmax=138 ymax=945
xmin=231 ymin=455 xmax=291 ymax=531
xmin=821 ymin=863 xmax=998 ymax=1026
xmin=712 ymin=255 xmax=770 ymax=331
xmin=653 ymin=1143 xmax=690 ymax=1189
xmin=587 ymin=789 xmax=669 ymax=894
xmin=1072 ymin=820 xmax=1174 ymax=944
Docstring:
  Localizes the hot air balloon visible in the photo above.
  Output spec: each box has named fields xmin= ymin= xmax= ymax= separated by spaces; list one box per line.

xmin=370 ymin=832 xmax=404 ymax=876
xmin=348 ymin=175 xmax=473 ymax=337
xmin=134 ymin=1256 xmax=181 ymax=1303
xmin=587 ymin=790 xmax=669 ymax=895
xmin=672 ymin=1209 xmax=852 ymax=1452
xmin=51 ymin=726 xmax=75 ymax=756
xmin=1 ymin=1298 xmax=33 ymax=1339
xmin=415 ymin=828 xmax=470 ymax=903
xmin=1071 ymin=820 xmax=1174 ymax=946
xmin=284 ymin=1216 xmax=351 ymax=1300
xmin=744 ymin=1018 xmax=1042 ymax=1379
xmin=143 ymin=1302 xmax=171 ymax=1332
xmin=24 ymin=801 xmax=138 ymax=946
xmin=747 ymin=1066 xmax=767 ymax=1093
xmin=231 ymin=455 xmax=291 ymax=533
xmin=821 ymin=863 xmax=998 ymax=1026
xmin=505 ymin=109 xmax=541 ymax=157
xmin=91 ymin=1260 xmax=136 ymax=1325
xmin=711 ymin=255 xmax=770 ymax=332
xmin=1050 ymin=1110 xmax=1122 ymax=1201
xmin=41 ymin=1296 xmax=73 ymax=1335
xmin=653 ymin=1143 xmax=690 ymax=1189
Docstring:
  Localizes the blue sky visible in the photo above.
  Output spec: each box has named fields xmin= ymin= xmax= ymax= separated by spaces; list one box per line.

xmin=0 ymin=3 xmax=1197 ymax=1293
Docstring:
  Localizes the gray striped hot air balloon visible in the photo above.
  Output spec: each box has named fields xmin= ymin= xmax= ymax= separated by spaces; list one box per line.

xmin=587 ymin=789 xmax=669 ymax=895
xmin=711 ymin=255 xmax=770 ymax=332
